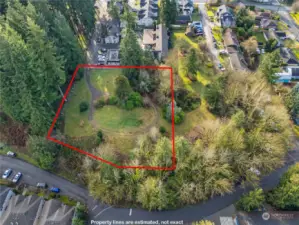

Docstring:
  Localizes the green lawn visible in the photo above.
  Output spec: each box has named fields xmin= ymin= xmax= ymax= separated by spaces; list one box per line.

xmin=90 ymin=69 xmax=122 ymax=97
xmin=277 ymin=21 xmax=289 ymax=31
xmin=291 ymin=13 xmax=299 ymax=26
xmin=93 ymin=105 xmax=156 ymax=132
xmin=173 ymin=31 xmax=199 ymax=49
xmin=64 ymin=76 xmax=93 ymax=137
xmin=253 ymin=31 xmax=266 ymax=44
xmin=192 ymin=12 xmax=200 ymax=21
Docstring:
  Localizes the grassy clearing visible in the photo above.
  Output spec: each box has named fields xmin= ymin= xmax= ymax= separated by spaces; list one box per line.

xmin=291 ymin=13 xmax=299 ymax=26
xmin=173 ymin=31 xmax=199 ymax=48
xmin=90 ymin=69 xmax=122 ymax=97
xmin=253 ymin=31 xmax=266 ymax=44
xmin=93 ymin=106 xmax=156 ymax=132
xmin=64 ymin=77 xmax=93 ymax=137
xmin=212 ymin=27 xmax=224 ymax=48
xmin=192 ymin=12 xmax=200 ymax=21
xmin=277 ymin=21 xmax=289 ymax=31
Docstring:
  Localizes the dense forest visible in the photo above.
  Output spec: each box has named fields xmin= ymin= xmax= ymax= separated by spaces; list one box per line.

xmin=0 ymin=0 xmax=94 ymax=136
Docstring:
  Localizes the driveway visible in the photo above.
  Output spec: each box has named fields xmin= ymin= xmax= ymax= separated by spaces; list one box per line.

xmin=198 ymin=2 xmax=220 ymax=67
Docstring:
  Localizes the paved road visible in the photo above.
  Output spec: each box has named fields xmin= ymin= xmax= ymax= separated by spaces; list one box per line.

xmin=0 ymin=155 xmax=88 ymax=202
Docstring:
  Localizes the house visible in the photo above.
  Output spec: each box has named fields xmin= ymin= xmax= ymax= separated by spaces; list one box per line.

xmin=223 ymin=28 xmax=245 ymax=70
xmin=275 ymin=67 xmax=299 ymax=83
xmin=216 ymin=5 xmax=236 ymax=28
xmin=0 ymin=192 xmax=76 ymax=225
xmin=175 ymin=14 xmax=192 ymax=24
xmin=264 ymin=29 xmax=281 ymax=47
xmin=136 ymin=0 xmax=159 ymax=26
xmin=177 ymin=0 xmax=194 ymax=15
xmin=260 ymin=18 xmax=277 ymax=30
xmin=275 ymin=31 xmax=287 ymax=40
xmin=280 ymin=47 xmax=299 ymax=66
xmin=142 ymin=24 xmax=168 ymax=60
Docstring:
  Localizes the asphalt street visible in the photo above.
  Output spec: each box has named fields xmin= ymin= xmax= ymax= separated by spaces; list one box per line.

xmin=0 ymin=155 xmax=88 ymax=202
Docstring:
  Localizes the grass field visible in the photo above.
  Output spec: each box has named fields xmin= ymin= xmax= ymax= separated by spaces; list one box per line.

xmin=64 ymin=77 xmax=93 ymax=137
xmin=90 ymin=69 xmax=122 ymax=97
xmin=291 ymin=13 xmax=299 ymax=26
xmin=93 ymin=105 xmax=156 ymax=132
xmin=173 ymin=31 xmax=199 ymax=48
xmin=253 ymin=31 xmax=266 ymax=44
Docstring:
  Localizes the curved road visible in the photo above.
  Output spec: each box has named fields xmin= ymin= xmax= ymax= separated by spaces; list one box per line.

xmin=1 ymin=144 xmax=298 ymax=222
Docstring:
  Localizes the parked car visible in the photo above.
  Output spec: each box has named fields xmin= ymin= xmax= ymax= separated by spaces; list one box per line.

xmin=7 ymin=151 xmax=16 ymax=157
xmin=100 ymin=48 xmax=107 ymax=53
xmin=219 ymin=49 xmax=228 ymax=55
xmin=12 ymin=172 xmax=22 ymax=183
xmin=2 ymin=169 xmax=12 ymax=179
xmin=50 ymin=187 xmax=60 ymax=193
xmin=36 ymin=183 xmax=47 ymax=188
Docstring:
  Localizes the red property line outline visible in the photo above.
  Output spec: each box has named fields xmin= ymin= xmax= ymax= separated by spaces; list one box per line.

xmin=46 ymin=64 xmax=176 ymax=170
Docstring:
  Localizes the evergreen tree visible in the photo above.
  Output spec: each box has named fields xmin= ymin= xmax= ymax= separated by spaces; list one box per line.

xmin=0 ymin=0 xmax=7 ymax=15
xmin=186 ymin=48 xmax=198 ymax=78
xmin=259 ymin=50 xmax=280 ymax=84
xmin=160 ymin=0 xmax=177 ymax=28
xmin=115 ymin=75 xmax=132 ymax=100
xmin=120 ymin=28 xmax=143 ymax=87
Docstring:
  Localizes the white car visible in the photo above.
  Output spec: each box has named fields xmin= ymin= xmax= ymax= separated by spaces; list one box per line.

xmin=7 ymin=151 xmax=16 ymax=157
xmin=2 ymin=169 xmax=12 ymax=179
xmin=12 ymin=172 xmax=22 ymax=183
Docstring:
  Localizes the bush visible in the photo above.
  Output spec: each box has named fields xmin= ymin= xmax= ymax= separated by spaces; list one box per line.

xmin=108 ymin=96 xmax=118 ymax=105
xmin=159 ymin=126 xmax=166 ymax=134
xmin=79 ymin=101 xmax=89 ymax=112
xmin=128 ymin=92 xmax=143 ymax=107
xmin=236 ymin=188 xmax=265 ymax=212
xmin=94 ymin=99 xmax=105 ymax=109
xmin=125 ymin=100 xmax=134 ymax=110
xmin=97 ymin=130 xmax=103 ymax=144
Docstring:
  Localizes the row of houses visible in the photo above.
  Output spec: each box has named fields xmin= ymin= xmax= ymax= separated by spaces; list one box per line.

xmin=0 ymin=186 xmax=77 ymax=225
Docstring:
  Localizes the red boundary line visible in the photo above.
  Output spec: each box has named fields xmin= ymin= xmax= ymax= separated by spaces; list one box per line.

xmin=46 ymin=64 xmax=176 ymax=170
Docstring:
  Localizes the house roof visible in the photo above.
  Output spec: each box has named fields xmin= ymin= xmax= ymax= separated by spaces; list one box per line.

xmin=143 ymin=24 xmax=168 ymax=57
xmin=176 ymin=15 xmax=192 ymax=21
xmin=217 ymin=5 xmax=233 ymax=17
xmin=280 ymin=48 xmax=299 ymax=65
xmin=275 ymin=31 xmax=286 ymax=38
xmin=2 ymin=195 xmax=42 ymax=225
xmin=260 ymin=18 xmax=277 ymax=28
xmin=223 ymin=28 xmax=239 ymax=48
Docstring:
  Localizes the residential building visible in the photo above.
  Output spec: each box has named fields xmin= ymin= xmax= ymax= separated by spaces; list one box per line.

xmin=0 ymin=190 xmax=76 ymax=225
xmin=275 ymin=67 xmax=299 ymax=83
xmin=280 ymin=47 xmax=299 ymax=66
xmin=216 ymin=5 xmax=236 ymax=28
xmin=275 ymin=31 xmax=287 ymax=40
xmin=175 ymin=14 xmax=192 ymax=24
xmin=128 ymin=0 xmax=158 ymax=27
xmin=260 ymin=18 xmax=277 ymax=30
xmin=264 ymin=29 xmax=281 ymax=47
xmin=177 ymin=0 xmax=194 ymax=15
xmin=142 ymin=24 xmax=169 ymax=60
xmin=223 ymin=28 xmax=245 ymax=70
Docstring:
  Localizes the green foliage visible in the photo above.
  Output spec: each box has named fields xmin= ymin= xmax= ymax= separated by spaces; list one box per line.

xmin=160 ymin=0 xmax=177 ymax=28
xmin=163 ymin=102 xmax=185 ymax=124
xmin=185 ymin=48 xmax=198 ymax=79
xmin=284 ymin=83 xmax=299 ymax=120
xmin=27 ymin=136 xmax=58 ymax=170
xmin=97 ymin=130 xmax=103 ymax=144
xmin=115 ymin=75 xmax=132 ymax=100
xmin=259 ymin=50 xmax=280 ymax=84
xmin=236 ymin=188 xmax=265 ymax=212
xmin=79 ymin=101 xmax=89 ymax=112
xmin=108 ymin=0 xmax=120 ymax=20
xmin=159 ymin=126 xmax=167 ymax=134
xmin=264 ymin=38 xmax=278 ymax=52
xmin=120 ymin=28 xmax=143 ymax=87
xmin=267 ymin=163 xmax=299 ymax=210
xmin=127 ymin=92 xmax=143 ymax=108
xmin=72 ymin=218 xmax=85 ymax=225
xmin=94 ymin=99 xmax=106 ymax=109
xmin=108 ymin=96 xmax=119 ymax=105
xmin=175 ymin=88 xmax=201 ymax=111
xmin=204 ymin=77 xmax=225 ymax=115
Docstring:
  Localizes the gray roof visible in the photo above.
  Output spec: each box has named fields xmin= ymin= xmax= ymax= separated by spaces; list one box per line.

xmin=280 ymin=48 xmax=299 ymax=65
xmin=143 ymin=24 xmax=168 ymax=57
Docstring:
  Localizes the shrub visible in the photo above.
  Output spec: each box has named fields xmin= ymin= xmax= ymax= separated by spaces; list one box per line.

xmin=206 ymin=62 xmax=213 ymax=68
xmin=128 ymin=92 xmax=143 ymax=107
xmin=236 ymin=188 xmax=265 ymax=212
xmin=125 ymin=100 xmax=134 ymax=110
xmin=108 ymin=96 xmax=118 ymax=105
xmin=94 ymin=99 xmax=105 ymax=109
xmin=159 ymin=126 xmax=166 ymax=134
xmin=97 ymin=130 xmax=103 ymax=144
xmin=79 ymin=101 xmax=89 ymax=112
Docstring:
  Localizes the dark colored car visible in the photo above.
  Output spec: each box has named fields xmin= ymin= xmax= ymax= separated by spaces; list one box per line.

xmin=50 ymin=187 xmax=60 ymax=193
